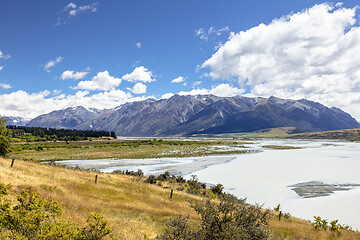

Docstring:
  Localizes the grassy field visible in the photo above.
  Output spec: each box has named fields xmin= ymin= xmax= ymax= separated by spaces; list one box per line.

xmin=287 ymin=128 xmax=360 ymax=141
xmin=192 ymin=127 xmax=360 ymax=141
xmin=193 ymin=127 xmax=298 ymax=138
xmin=9 ymin=139 xmax=254 ymax=162
xmin=1 ymin=157 xmax=359 ymax=239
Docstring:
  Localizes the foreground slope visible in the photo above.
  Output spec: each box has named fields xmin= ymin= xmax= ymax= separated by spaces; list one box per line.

xmin=0 ymin=157 xmax=359 ymax=239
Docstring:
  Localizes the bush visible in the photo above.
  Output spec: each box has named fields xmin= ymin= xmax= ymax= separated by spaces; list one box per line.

xmin=158 ymin=194 xmax=269 ymax=240
xmin=80 ymin=213 xmax=115 ymax=239
xmin=0 ymin=182 xmax=115 ymax=239
xmin=313 ymin=216 xmax=328 ymax=230
xmin=210 ymin=184 xmax=224 ymax=195
xmin=145 ymin=175 xmax=157 ymax=184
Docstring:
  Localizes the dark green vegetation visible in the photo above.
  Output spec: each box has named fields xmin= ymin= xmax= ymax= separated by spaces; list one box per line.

xmin=0 ymin=117 xmax=12 ymax=157
xmin=0 ymin=182 xmax=114 ymax=239
xmin=158 ymin=195 xmax=269 ymax=240
xmin=7 ymin=125 xmax=116 ymax=142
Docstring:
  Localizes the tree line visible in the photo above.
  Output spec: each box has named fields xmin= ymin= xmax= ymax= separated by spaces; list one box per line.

xmin=7 ymin=125 xmax=117 ymax=142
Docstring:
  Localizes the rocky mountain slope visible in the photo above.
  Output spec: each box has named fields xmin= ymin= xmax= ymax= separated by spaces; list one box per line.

xmin=26 ymin=106 xmax=103 ymax=129
xmin=24 ymin=95 xmax=360 ymax=136
xmin=2 ymin=116 xmax=29 ymax=126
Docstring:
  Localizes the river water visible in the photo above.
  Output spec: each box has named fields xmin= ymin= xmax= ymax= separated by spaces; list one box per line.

xmin=57 ymin=139 xmax=360 ymax=229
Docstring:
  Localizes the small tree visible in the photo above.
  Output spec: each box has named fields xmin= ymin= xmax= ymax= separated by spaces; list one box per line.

xmin=110 ymin=131 xmax=117 ymax=139
xmin=0 ymin=117 xmax=12 ymax=157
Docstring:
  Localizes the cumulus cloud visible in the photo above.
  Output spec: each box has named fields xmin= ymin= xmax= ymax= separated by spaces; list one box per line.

xmin=127 ymin=82 xmax=147 ymax=94
xmin=122 ymin=66 xmax=156 ymax=83
xmin=74 ymin=70 xmax=121 ymax=91
xmin=136 ymin=42 xmax=142 ymax=49
xmin=43 ymin=57 xmax=62 ymax=72
xmin=0 ymin=83 xmax=11 ymax=89
xmin=202 ymin=3 xmax=360 ymax=120
xmin=0 ymin=50 xmax=10 ymax=60
xmin=178 ymin=84 xmax=244 ymax=97
xmin=0 ymin=89 xmax=150 ymax=119
xmin=195 ymin=26 xmax=229 ymax=41
xmin=161 ymin=93 xmax=175 ymax=99
xmin=60 ymin=70 xmax=88 ymax=80
xmin=171 ymin=76 xmax=185 ymax=83
xmin=57 ymin=2 xmax=98 ymax=25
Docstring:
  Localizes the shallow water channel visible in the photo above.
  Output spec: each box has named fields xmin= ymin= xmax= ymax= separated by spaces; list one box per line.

xmin=57 ymin=139 xmax=360 ymax=230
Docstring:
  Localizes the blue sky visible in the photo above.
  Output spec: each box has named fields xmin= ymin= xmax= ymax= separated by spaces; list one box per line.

xmin=1 ymin=1 xmax=360 ymax=120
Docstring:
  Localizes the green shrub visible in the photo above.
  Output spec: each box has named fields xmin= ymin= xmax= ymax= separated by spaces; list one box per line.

xmin=313 ymin=216 xmax=328 ymax=230
xmin=80 ymin=213 xmax=115 ymax=239
xmin=0 ymin=182 xmax=115 ymax=239
xmin=158 ymin=194 xmax=269 ymax=240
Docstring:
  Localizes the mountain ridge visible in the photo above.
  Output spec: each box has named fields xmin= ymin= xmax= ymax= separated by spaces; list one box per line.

xmin=23 ymin=95 xmax=360 ymax=136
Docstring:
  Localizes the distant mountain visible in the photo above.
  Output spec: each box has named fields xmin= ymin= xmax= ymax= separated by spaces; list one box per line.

xmin=26 ymin=106 xmax=104 ymax=129
xmin=2 ymin=116 xmax=29 ymax=126
xmin=24 ymin=95 xmax=360 ymax=136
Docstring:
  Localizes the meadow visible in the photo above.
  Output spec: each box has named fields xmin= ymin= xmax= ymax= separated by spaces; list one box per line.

xmin=9 ymin=138 xmax=253 ymax=161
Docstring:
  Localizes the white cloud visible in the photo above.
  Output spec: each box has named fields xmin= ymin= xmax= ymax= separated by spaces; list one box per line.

xmin=52 ymin=89 xmax=62 ymax=95
xmin=136 ymin=42 xmax=142 ymax=49
xmin=122 ymin=66 xmax=156 ymax=83
xmin=127 ymin=82 xmax=147 ymax=94
xmin=43 ymin=57 xmax=62 ymax=72
xmin=57 ymin=2 xmax=98 ymax=25
xmin=0 ymin=66 xmax=3 ymax=71
xmin=65 ymin=3 xmax=77 ymax=10
xmin=202 ymin=3 xmax=360 ymax=120
xmin=74 ymin=70 xmax=121 ymax=91
xmin=0 ymin=89 xmax=150 ymax=119
xmin=179 ymin=84 xmax=244 ymax=97
xmin=195 ymin=26 xmax=229 ymax=41
xmin=335 ymin=2 xmax=343 ymax=7
xmin=193 ymin=81 xmax=201 ymax=87
xmin=171 ymin=76 xmax=185 ymax=83
xmin=161 ymin=93 xmax=175 ymax=99
xmin=60 ymin=70 xmax=88 ymax=80
xmin=0 ymin=50 xmax=10 ymax=59
xmin=0 ymin=83 xmax=11 ymax=89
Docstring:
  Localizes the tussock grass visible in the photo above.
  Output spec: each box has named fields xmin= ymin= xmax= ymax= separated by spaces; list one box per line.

xmin=268 ymin=212 xmax=360 ymax=240
xmin=0 ymin=157 xmax=200 ymax=239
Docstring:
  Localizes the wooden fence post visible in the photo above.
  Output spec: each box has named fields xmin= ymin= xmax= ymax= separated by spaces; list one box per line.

xmin=170 ymin=189 xmax=173 ymax=199
xmin=95 ymin=174 xmax=98 ymax=184
xmin=10 ymin=159 xmax=15 ymax=168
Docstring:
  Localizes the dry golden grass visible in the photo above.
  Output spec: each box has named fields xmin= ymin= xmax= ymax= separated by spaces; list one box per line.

xmin=268 ymin=213 xmax=360 ymax=240
xmin=0 ymin=157 xmax=201 ymax=239
xmin=0 ymin=157 xmax=359 ymax=240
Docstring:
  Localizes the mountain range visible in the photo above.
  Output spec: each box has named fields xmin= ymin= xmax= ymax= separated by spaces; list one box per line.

xmin=2 ymin=116 xmax=29 ymax=126
xmin=21 ymin=95 xmax=360 ymax=137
